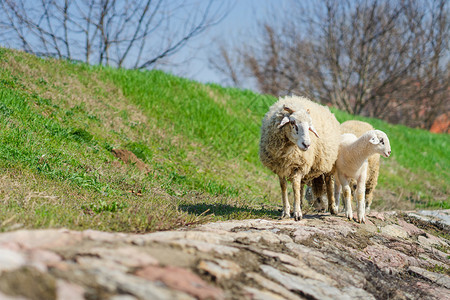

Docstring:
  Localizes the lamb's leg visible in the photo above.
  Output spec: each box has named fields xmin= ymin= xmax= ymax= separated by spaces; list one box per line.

xmin=334 ymin=180 xmax=345 ymax=212
xmin=365 ymin=188 xmax=373 ymax=214
xmin=356 ymin=180 xmax=366 ymax=223
xmin=343 ymin=185 xmax=352 ymax=220
xmin=325 ymin=174 xmax=337 ymax=215
xmin=334 ymin=175 xmax=342 ymax=212
xmin=292 ymin=175 xmax=303 ymax=221
xmin=339 ymin=176 xmax=352 ymax=220
xmin=279 ymin=176 xmax=290 ymax=219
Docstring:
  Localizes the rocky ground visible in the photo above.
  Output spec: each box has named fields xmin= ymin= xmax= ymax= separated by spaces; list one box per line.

xmin=0 ymin=210 xmax=449 ymax=300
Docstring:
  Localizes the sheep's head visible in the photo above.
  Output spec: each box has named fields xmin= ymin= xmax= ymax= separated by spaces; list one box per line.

xmin=368 ymin=130 xmax=391 ymax=158
xmin=277 ymin=105 xmax=320 ymax=151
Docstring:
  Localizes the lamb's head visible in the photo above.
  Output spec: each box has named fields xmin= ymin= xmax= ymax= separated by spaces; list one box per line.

xmin=368 ymin=130 xmax=391 ymax=158
xmin=277 ymin=105 xmax=320 ymax=151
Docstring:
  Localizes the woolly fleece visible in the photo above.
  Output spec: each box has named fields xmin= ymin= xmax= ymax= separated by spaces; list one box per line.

xmin=259 ymin=95 xmax=340 ymax=182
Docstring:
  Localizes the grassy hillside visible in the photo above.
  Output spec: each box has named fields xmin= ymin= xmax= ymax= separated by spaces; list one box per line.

xmin=0 ymin=48 xmax=448 ymax=232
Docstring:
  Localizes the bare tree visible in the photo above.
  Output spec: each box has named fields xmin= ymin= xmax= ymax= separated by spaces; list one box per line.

xmin=0 ymin=0 xmax=231 ymax=69
xmin=208 ymin=43 xmax=242 ymax=87
xmin=211 ymin=0 xmax=449 ymax=130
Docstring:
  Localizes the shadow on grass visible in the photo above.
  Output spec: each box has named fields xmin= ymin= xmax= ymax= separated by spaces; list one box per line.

xmin=179 ymin=203 xmax=280 ymax=219
xmin=179 ymin=203 xmax=329 ymax=221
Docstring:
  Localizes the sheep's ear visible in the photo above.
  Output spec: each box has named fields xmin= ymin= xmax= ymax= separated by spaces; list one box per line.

xmin=309 ymin=124 xmax=320 ymax=138
xmin=277 ymin=116 xmax=290 ymax=128
xmin=369 ymin=136 xmax=380 ymax=145
xmin=283 ymin=105 xmax=295 ymax=114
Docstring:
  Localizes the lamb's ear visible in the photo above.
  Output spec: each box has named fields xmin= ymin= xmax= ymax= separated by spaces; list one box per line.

xmin=283 ymin=105 xmax=295 ymax=114
xmin=369 ymin=136 xmax=380 ymax=145
xmin=277 ymin=116 xmax=290 ymax=128
xmin=309 ymin=124 xmax=320 ymax=138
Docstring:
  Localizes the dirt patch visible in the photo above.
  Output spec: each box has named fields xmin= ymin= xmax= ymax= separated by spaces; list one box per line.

xmin=111 ymin=148 xmax=150 ymax=173
xmin=385 ymin=239 xmax=426 ymax=258
xmin=401 ymin=214 xmax=450 ymax=240
xmin=207 ymin=246 xmax=272 ymax=298
xmin=337 ymin=231 xmax=375 ymax=251
xmin=363 ymin=267 xmax=424 ymax=300
xmin=0 ymin=267 xmax=56 ymax=300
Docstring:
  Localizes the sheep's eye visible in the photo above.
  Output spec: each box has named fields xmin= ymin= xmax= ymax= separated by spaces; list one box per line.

xmin=380 ymin=138 xmax=384 ymax=145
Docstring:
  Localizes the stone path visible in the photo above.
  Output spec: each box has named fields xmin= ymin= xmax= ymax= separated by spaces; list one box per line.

xmin=0 ymin=210 xmax=449 ymax=300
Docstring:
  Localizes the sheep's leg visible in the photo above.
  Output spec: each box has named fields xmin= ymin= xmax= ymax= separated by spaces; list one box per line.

xmin=356 ymin=180 xmax=366 ymax=224
xmin=300 ymin=179 xmax=307 ymax=209
xmin=334 ymin=183 xmax=342 ymax=213
xmin=279 ymin=176 xmax=290 ymax=219
xmin=334 ymin=175 xmax=342 ymax=212
xmin=325 ymin=175 xmax=337 ymax=215
xmin=292 ymin=175 xmax=303 ymax=221
xmin=365 ymin=188 xmax=373 ymax=214
xmin=339 ymin=176 xmax=352 ymax=220
xmin=343 ymin=185 xmax=352 ymax=220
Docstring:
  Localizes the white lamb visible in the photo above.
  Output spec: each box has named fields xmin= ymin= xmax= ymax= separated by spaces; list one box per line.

xmin=308 ymin=120 xmax=382 ymax=213
xmin=341 ymin=120 xmax=381 ymax=214
xmin=334 ymin=130 xmax=391 ymax=223
xmin=259 ymin=95 xmax=341 ymax=220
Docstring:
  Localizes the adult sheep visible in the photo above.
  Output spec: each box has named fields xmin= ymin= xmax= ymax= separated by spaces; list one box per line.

xmin=259 ymin=95 xmax=340 ymax=220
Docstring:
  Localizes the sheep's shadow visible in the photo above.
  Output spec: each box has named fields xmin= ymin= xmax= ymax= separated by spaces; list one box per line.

xmin=179 ymin=203 xmax=327 ymax=220
xmin=178 ymin=203 xmax=280 ymax=219
xmin=299 ymin=213 xmax=330 ymax=220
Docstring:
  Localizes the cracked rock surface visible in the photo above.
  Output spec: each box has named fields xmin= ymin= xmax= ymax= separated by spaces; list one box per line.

xmin=0 ymin=210 xmax=449 ymax=300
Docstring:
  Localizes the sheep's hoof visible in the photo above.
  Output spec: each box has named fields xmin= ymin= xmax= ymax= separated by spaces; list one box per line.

xmin=357 ymin=207 xmax=366 ymax=223
xmin=329 ymin=204 xmax=338 ymax=215
xmin=280 ymin=211 xmax=291 ymax=219
xmin=346 ymin=211 xmax=353 ymax=220
xmin=293 ymin=211 xmax=302 ymax=221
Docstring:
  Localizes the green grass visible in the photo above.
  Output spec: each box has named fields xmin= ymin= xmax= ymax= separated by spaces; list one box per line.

xmin=0 ymin=47 xmax=448 ymax=232
xmin=426 ymin=264 xmax=450 ymax=276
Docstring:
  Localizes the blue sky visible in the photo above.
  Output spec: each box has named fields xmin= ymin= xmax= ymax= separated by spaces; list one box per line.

xmin=162 ymin=0 xmax=273 ymax=86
